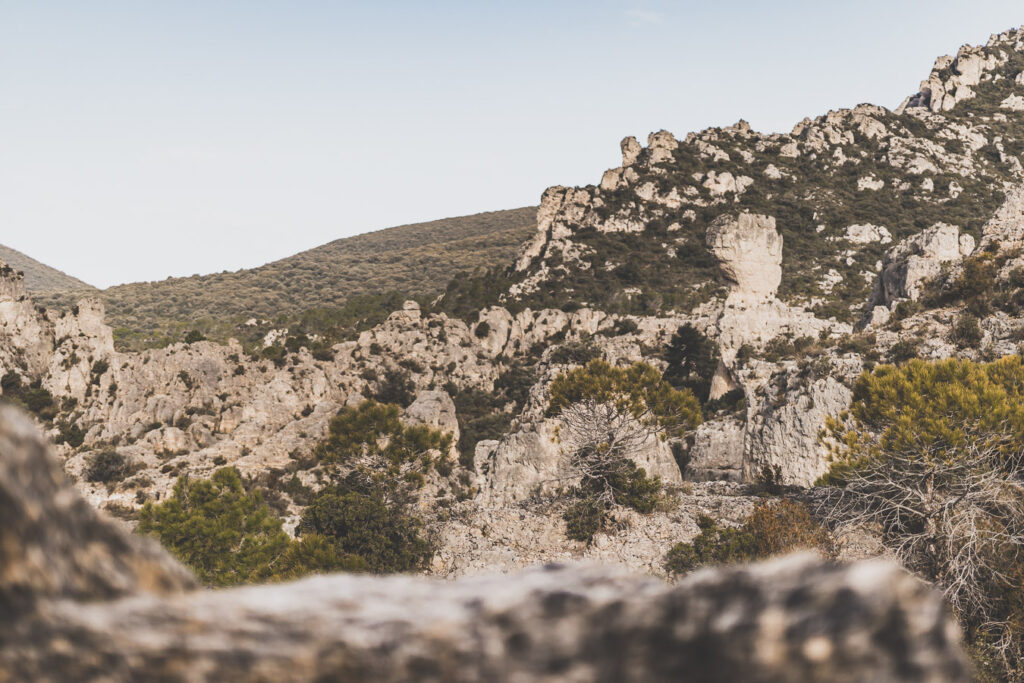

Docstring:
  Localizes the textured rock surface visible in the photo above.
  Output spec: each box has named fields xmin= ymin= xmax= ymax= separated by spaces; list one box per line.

xmin=0 ymin=556 xmax=968 ymax=683
xmin=706 ymin=213 xmax=783 ymax=305
xmin=875 ymin=223 xmax=972 ymax=305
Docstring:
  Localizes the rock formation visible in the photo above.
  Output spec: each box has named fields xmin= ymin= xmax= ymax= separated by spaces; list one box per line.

xmin=706 ymin=213 xmax=783 ymax=306
xmin=873 ymin=223 xmax=975 ymax=306
xmin=0 ymin=405 xmax=970 ymax=682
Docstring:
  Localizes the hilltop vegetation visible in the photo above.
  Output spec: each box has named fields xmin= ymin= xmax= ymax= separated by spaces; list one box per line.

xmin=36 ymin=207 xmax=536 ymax=350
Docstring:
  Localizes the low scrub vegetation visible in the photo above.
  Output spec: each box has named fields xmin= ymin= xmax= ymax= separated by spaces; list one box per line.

xmin=663 ymin=500 xmax=831 ymax=576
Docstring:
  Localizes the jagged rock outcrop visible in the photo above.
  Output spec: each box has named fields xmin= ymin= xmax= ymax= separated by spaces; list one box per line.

xmin=899 ymin=30 xmax=1017 ymax=113
xmin=0 ymin=407 xmax=969 ymax=681
xmin=979 ymin=182 xmax=1024 ymax=250
xmin=687 ymin=418 xmax=744 ymax=482
xmin=873 ymin=223 xmax=975 ymax=306
xmin=743 ymin=373 xmax=856 ymax=486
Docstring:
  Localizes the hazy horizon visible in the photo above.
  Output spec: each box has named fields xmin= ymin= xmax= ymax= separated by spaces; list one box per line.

xmin=2 ymin=1 xmax=1023 ymax=288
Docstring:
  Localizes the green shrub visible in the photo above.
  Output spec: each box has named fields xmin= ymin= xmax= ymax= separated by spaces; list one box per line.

xmin=662 ymin=323 xmax=718 ymax=403
xmin=266 ymin=534 xmax=368 ymax=581
xmin=297 ymin=488 xmax=432 ymax=573
xmin=315 ymin=400 xmax=452 ymax=474
xmin=563 ymin=499 xmax=605 ymax=542
xmin=823 ymin=357 xmax=1024 ymax=677
xmin=950 ymin=313 xmax=983 ymax=347
xmin=372 ymin=368 xmax=415 ymax=407
xmin=137 ymin=467 xmax=292 ymax=587
xmin=84 ymin=449 xmax=134 ymax=484
xmin=0 ymin=371 xmax=56 ymax=420
xmin=55 ymin=420 xmax=85 ymax=448
xmin=889 ymin=337 xmax=920 ymax=364
xmin=547 ymin=359 xmax=702 ymax=439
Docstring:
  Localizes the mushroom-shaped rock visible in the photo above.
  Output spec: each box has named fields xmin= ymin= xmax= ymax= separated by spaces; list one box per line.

xmin=706 ymin=213 xmax=783 ymax=305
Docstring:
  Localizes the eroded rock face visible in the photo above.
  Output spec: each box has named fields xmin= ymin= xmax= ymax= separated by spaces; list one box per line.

xmin=874 ymin=223 xmax=973 ymax=305
xmin=706 ymin=213 xmax=783 ymax=305
xmin=980 ymin=182 xmax=1024 ymax=251
xmin=744 ymin=373 xmax=854 ymax=487
xmin=900 ymin=42 xmax=1008 ymax=113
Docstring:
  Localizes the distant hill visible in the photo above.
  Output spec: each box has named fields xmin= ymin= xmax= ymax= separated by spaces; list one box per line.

xmin=0 ymin=244 xmax=94 ymax=293
xmin=38 ymin=207 xmax=537 ymax=349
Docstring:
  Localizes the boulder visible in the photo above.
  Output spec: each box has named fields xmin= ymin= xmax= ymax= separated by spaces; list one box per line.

xmin=687 ymin=417 xmax=744 ymax=482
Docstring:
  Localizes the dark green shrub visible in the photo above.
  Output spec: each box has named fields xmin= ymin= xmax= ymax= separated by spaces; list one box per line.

xmin=889 ymin=337 xmax=920 ymax=363
xmin=298 ymin=488 xmax=432 ymax=573
xmin=474 ymin=321 xmax=491 ymax=338
xmin=564 ymin=499 xmax=605 ymax=542
xmin=137 ymin=467 xmax=292 ymax=586
xmin=951 ymin=314 xmax=983 ymax=348
xmin=549 ymin=339 xmax=601 ymax=366
xmin=184 ymin=330 xmax=206 ymax=344
xmin=373 ymin=369 xmax=415 ymax=407
xmin=0 ymin=372 xmax=56 ymax=420
xmin=55 ymin=420 xmax=85 ymax=448
xmin=662 ymin=323 xmax=718 ymax=403
xmin=84 ymin=449 xmax=134 ymax=484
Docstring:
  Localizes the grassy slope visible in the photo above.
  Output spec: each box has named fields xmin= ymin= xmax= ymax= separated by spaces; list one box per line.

xmin=0 ymin=244 xmax=94 ymax=292
xmin=37 ymin=207 xmax=537 ymax=348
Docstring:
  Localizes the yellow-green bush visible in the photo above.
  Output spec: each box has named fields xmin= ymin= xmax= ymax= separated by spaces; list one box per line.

xmin=663 ymin=500 xmax=831 ymax=576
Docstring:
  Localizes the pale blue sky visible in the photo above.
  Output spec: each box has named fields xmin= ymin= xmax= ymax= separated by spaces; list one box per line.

xmin=1 ymin=1 xmax=1022 ymax=288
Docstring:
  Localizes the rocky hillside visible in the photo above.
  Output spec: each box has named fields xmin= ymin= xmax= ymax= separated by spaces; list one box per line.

xmin=0 ymin=243 xmax=93 ymax=292
xmin=0 ymin=405 xmax=967 ymax=681
xmin=449 ymin=28 xmax=1024 ymax=326
xmin=6 ymin=25 xmax=1024 ymax=679
xmin=0 ymin=25 xmax=1022 ymax=558
xmin=37 ymin=207 xmax=536 ymax=350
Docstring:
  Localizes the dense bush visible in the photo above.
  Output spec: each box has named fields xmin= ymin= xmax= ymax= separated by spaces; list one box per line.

xmin=84 ymin=449 xmax=134 ymax=484
xmin=950 ymin=313 xmax=983 ymax=348
xmin=547 ymin=359 xmax=701 ymax=439
xmin=372 ymin=368 xmax=416 ymax=407
xmin=663 ymin=500 xmax=830 ymax=576
xmin=0 ymin=371 xmax=56 ymax=420
xmin=314 ymin=400 xmax=453 ymax=476
xmin=564 ymin=499 xmax=604 ymax=542
xmin=297 ymin=488 xmax=432 ymax=573
xmin=138 ymin=467 xmax=294 ymax=586
xmin=548 ymin=339 xmax=602 ymax=366
xmin=662 ymin=323 xmax=718 ymax=403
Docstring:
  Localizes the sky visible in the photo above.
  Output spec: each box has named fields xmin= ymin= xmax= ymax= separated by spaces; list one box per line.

xmin=1 ymin=1 xmax=1023 ymax=288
